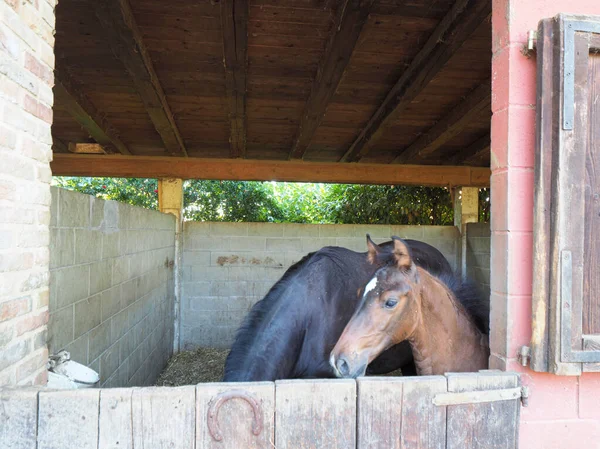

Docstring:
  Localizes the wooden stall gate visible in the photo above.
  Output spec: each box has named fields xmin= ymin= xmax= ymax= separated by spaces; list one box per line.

xmin=1 ymin=371 xmax=523 ymax=449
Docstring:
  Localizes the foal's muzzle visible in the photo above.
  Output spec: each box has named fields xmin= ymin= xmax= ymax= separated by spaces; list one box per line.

xmin=329 ymin=351 xmax=368 ymax=379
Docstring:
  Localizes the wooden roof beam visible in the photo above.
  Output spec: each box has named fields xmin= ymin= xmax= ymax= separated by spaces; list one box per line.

xmin=221 ymin=0 xmax=248 ymax=158
xmin=289 ymin=0 xmax=375 ymax=160
xmin=54 ymin=69 xmax=131 ymax=155
xmin=340 ymin=0 xmax=491 ymax=163
xmin=448 ymin=135 xmax=490 ymax=165
xmin=393 ymin=80 xmax=491 ymax=164
xmin=94 ymin=0 xmax=187 ymax=157
xmin=51 ymin=154 xmax=490 ymax=187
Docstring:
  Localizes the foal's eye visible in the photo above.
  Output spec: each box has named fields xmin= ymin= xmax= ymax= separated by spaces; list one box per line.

xmin=384 ymin=298 xmax=398 ymax=309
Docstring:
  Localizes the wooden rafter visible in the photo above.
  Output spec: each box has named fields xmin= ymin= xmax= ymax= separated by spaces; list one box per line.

xmin=449 ymin=135 xmax=490 ymax=165
xmin=52 ymin=138 xmax=69 ymax=153
xmin=51 ymin=154 xmax=491 ymax=187
xmin=220 ymin=0 xmax=248 ymax=158
xmin=54 ymin=69 xmax=131 ymax=155
xmin=94 ymin=0 xmax=188 ymax=157
xmin=289 ymin=0 xmax=375 ymax=160
xmin=340 ymin=0 xmax=491 ymax=162
xmin=393 ymin=80 xmax=491 ymax=164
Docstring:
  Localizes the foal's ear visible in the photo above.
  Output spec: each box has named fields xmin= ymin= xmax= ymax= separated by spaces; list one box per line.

xmin=366 ymin=234 xmax=381 ymax=264
xmin=391 ymin=236 xmax=413 ymax=271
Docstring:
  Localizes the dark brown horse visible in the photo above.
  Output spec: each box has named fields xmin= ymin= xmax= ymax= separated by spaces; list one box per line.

xmin=330 ymin=236 xmax=490 ymax=378
xmin=223 ymin=238 xmax=453 ymax=381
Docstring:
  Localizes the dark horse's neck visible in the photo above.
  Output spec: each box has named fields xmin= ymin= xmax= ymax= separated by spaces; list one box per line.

xmin=408 ymin=268 xmax=489 ymax=376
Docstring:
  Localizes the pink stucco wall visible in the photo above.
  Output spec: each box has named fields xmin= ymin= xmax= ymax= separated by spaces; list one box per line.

xmin=491 ymin=0 xmax=600 ymax=447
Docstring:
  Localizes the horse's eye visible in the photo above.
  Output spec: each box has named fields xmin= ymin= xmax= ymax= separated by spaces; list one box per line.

xmin=384 ymin=298 xmax=398 ymax=309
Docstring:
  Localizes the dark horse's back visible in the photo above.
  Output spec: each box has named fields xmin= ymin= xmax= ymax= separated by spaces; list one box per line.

xmin=223 ymin=239 xmax=452 ymax=381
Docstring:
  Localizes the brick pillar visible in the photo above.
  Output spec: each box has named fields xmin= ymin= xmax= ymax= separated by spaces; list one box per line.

xmin=492 ymin=0 xmax=600 ymax=446
xmin=0 ymin=0 xmax=56 ymax=385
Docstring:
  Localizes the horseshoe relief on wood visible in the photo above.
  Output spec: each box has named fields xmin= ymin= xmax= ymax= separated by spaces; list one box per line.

xmin=206 ymin=389 xmax=264 ymax=442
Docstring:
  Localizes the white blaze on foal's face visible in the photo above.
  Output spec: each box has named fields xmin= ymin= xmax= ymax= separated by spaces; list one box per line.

xmin=363 ymin=277 xmax=378 ymax=298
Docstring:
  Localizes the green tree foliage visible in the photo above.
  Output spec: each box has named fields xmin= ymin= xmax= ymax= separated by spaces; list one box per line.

xmin=53 ymin=177 xmax=489 ymax=225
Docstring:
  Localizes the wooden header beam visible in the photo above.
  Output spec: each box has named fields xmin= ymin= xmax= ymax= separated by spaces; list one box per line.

xmin=340 ymin=0 xmax=491 ymax=163
xmin=393 ymin=80 xmax=491 ymax=164
xmin=289 ymin=0 xmax=375 ymax=160
xmin=94 ymin=0 xmax=188 ymax=157
xmin=51 ymin=154 xmax=490 ymax=187
xmin=221 ymin=0 xmax=248 ymax=158
xmin=54 ymin=69 xmax=131 ymax=155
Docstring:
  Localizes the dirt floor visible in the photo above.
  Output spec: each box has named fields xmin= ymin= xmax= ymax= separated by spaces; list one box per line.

xmin=156 ymin=347 xmax=403 ymax=386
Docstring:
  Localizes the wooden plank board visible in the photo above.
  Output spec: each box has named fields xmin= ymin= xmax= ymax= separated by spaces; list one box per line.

xmin=451 ymin=135 xmax=490 ymax=166
xmin=445 ymin=372 xmax=520 ymax=449
xmin=99 ymin=388 xmax=133 ymax=449
xmin=94 ymin=0 xmax=188 ymax=157
xmin=50 ymin=154 xmax=491 ymax=187
xmin=393 ymin=81 xmax=491 ymax=164
xmin=275 ymin=379 xmax=356 ymax=449
xmin=38 ymin=389 xmax=100 ymax=449
xmin=340 ymin=0 xmax=491 ymax=162
xmin=288 ymin=0 xmax=375 ymax=160
xmin=131 ymin=386 xmax=196 ymax=449
xmin=357 ymin=376 xmax=446 ymax=449
xmin=221 ymin=0 xmax=248 ymax=158
xmin=0 ymin=388 xmax=38 ymax=449
xmin=196 ymin=382 xmax=274 ymax=448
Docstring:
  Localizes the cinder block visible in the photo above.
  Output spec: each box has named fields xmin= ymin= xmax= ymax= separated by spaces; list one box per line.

xmin=74 ymin=294 xmax=101 ymax=339
xmin=466 ymin=236 xmax=491 ymax=254
xmin=49 ymin=228 xmax=74 ymax=269
xmin=283 ymin=223 xmax=315 ymax=237
xmin=111 ymin=308 xmax=130 ymax=342
xmin=57 ymin=188 xmax=90 ymax=228
xmin=334 ymin=238 xmax=364 ymax=252
xmin=266 ymin=238 xmax=302 ymax=252
xmin=184 ymin=235 xmax=229 ymax=251
xmin=100 ymin=343 xmax=119 ymax=384
xmin=0 ymin=389 xmax=38 ymax=449
xmin=210 ymin=222 xmax=248 ymax=236
xmin=88 ymin=320 xmax=111 ymax=361
xmin=183 ymin=250 xmax=211 ymax=266
xmin=120 ymin=278 xmax=137 ymax=308
xmin=318 ymin=224 xmax=344 ymax=237
xmin=74 ymin=228 xmax=102 ymax=264
xmin=112 ymin=256 xmax=130 ymax=285
xmin=284 ymin=251 xmax=306 ymax=266
xmin=248 ymin=222 xmax=282 ymax=237
xmin=183 ymin=221 xmax=210 ymax=237
xmin=118 ymin=330 xmax=136 ymax=363
xmin=53 ymin=264 xmax=89 ymax=309
xmin=352 ymin=224 xmax=391 ymax=238
xmin=301 ymin=237 xmax=337 ymax=253
xmin=228 ymin=236 xmax=266 ymax=251
xmin=47 ymin=306 xmax=73 ymax=353
xmin=389 ymin=226 xmax=425 ymax=239
xmin=101 ymin=230 xmax=119 ymax=259
xmin=192 ymin=266 xmax=229 ymax=282
xmin=50 ymin=187 xmax=58 ymax=227
xmin=466 ymin=222 xmax=491 ymax=238
xmin=227 ymin=266 xmax=261 ymax=281
xmin=64 ymin=333 xmax=89 ymax=364
xmin=90 ymin=259 xmax=113 ymax=296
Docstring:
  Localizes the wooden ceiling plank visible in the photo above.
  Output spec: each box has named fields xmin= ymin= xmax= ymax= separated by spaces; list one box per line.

xmin=393 ymin=80 xmax=491 ymax=164
xmin=68 ymin=143 xmax=107 ymax=154
xmin=94 ymin=0 xmax=188 ymax=157
xmin=221 ymin=0 xmax=248 ymax=158
xmin=54 ymin=70 xmax=131 ymax=155
xmin=449 ymin=134 xmax=490 ymax=165
xmin=288 ymin=0 xmax=375 ymax=160
xmin=340 ymin=0 xmax=491 ymax=163
xmin=50 ymin=154 xmax=490 ymax=187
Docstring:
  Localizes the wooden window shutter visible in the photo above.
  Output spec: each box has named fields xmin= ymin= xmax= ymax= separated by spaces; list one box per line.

xmin=531 ymin=14 xmax=600 ymax=375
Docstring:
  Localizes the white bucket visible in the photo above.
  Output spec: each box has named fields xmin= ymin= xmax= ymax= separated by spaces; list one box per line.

xmin=47 ymin=351 xmax=99 ymax=389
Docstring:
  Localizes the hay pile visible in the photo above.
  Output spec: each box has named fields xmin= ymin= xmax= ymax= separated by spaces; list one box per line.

xmin=156 ymin=347 xmax=229 ymax=386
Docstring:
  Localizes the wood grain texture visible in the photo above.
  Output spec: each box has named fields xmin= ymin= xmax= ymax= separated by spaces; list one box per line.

xmin=450 ymin=135 xmax=490 ymax=166
xmin=94 ymin=0 xmax=187 ymax=157
xmin=50 ymin=153 xmax=491 ymax=187
xmin=340 ymin=0 xmax=491 ymax=162
xmin=288 ymin=0 xmax=375 ymax=160
xmin=0 ymin=389 xmax=38 ymax=449
xmin=196 ymin=382 xmax=274 ymax=449
xmin=357 ymin=376 xmax=446 ymax=449
xmin=38 ymin=389 xmax=100 ymax=449
xmin=221 ymin=0 xmax=248 ymax=158
xmin=98 ymin=389 xmax=133 ymax=449
xmin=68 ymin=143 xmax=107 ymax=154
xmin=131 ymin=386 xmax=196 ymax=449
xmin=393 ymin=81 xmax=491 ymax=164
xmin=445 ymin=372 xmax=520 ymax=449
xmin=54 ymin=70 xmax=130 ymax=155
xmin=275 ymin=379 xmax=356 ymax=449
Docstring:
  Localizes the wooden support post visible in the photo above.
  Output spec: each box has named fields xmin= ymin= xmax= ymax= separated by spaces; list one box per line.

xmin=157 ymin=178 xmax=184 ymax=353
xmin=454 ymin=187 xmax=479 ymax=278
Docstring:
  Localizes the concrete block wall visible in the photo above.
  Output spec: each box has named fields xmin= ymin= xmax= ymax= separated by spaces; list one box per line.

xmin=49 ymin=188 xmax=176 ymax=387
xmin=181 ymin=222 xmax=459 ymax=349
xmin=0 ymin=0 xmax=56 ymax=386
xmin=465 ymin=222 xmax=491 ymax=300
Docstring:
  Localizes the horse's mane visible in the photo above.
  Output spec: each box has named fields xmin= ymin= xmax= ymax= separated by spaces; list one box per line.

xmin=375 ymin=246 xmax=490 ymax=336
xmin=224 ymin=246 xmax=351 ymax=379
